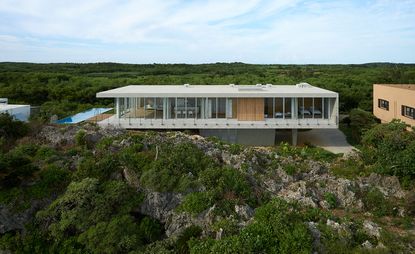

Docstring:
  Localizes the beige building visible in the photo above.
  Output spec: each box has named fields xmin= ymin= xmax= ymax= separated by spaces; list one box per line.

xmin=373 ymin=84 xmax=415 ymax=127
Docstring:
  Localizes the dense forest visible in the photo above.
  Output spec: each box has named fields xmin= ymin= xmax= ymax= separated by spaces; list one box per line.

xmin=1 ymin=62 xmax=415 ymax=119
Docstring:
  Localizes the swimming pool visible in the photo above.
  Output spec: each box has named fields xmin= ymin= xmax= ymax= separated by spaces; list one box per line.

xmin=56 ymin=108 xmax=113 ymax=124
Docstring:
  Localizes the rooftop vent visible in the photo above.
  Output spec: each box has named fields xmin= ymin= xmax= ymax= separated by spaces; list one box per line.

xmin=238 ymin=86 xmax=265 ymax=91
xmin=229 ymin=83 xmax=235 ymax=87
xmin=265 ymin=83 xmax=273 ymax=88
xmin=0 ymin=98 xmax=8 ymax=105
xmin=296 ymin=82 xmax=312 ymax=88
xmin=183 ymin=83 xmax=190 ymax=87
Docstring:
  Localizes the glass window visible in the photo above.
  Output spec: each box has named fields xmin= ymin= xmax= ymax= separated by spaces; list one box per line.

xmin=284 ymin=98 xmax=292 ymax=119
xmin=323 ymin=98 xmax=330 ymax=119
xmin=402 ymin=105 xmax=415 ymax=119
xmin=208 ymin=98 xmax=217 ymax=119
xmin=155 ymin=98 xmax=163 ymax=119
xmin=378 ymin=99 xmax=389 ymax=110
xmin=187 ymin=98 xmax=196 ymax=119
xmin=177 ymin=98 xmax=186 ymax=119
xmin=167 ymin=98 xmax=176 ymax=119
xmin=135 ymin=97 xmax=145 ymax=118
xmin=264 ymin=98 xmax=273 ymax=118
xmin=304 ymin=98 xmax=313 ymax=118
xmin=274 ymin=98 xmax=283 ymax=118
xmin=197 ymin=98 xmax=204 ymax=119
xmin=230 ymin=98 xmax=237 ymax=119
xmin=118 ymin=98 xmax=125 ymax=117
xmin=217 ymin=98 xmax=226 ymax=118
xmin=144 ymin=98 xmax=155 ymax=119
xmin=313 ymin=98 xmax=322 ymax=118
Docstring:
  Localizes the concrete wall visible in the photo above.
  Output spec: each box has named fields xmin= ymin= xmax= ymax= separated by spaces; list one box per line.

xmin=373 ymin=84 xmax=415 ymax=127
xmin=200 ymin=129 xmax=276 ymax=146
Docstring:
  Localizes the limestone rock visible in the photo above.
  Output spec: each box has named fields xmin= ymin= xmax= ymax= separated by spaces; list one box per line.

xmin=363 ymin=220 xmax=381 ymax=238
xmin=362 ymin=240 xmax=373 ymax=249
xmin=138 ymin=192 xmax=183 ymax=223
xmin=234 ymin=204 xmax=254 ymax=220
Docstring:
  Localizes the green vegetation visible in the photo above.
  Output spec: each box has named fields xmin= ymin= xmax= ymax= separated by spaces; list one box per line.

xmin=189 ymin=199 xmax=313 ymax=254
xmin=324 ymin=192 xmax=338 ymax=209
xmin=2 ymin=62 xmax=415 ymax=120
xmin=362 ymin=187 xmax=394 ymax=217
xmin=0 ymin=113 xmax=29 ymax=151
xmin=0 ymin=119 xmax=414 ymax=253
xmin=1 ymin=63 xmax=415 ymax=253
xmin=340 ymin=108 xmax=379 ymax=145
xmin=361 ymin=120 xmax=415 ymax=184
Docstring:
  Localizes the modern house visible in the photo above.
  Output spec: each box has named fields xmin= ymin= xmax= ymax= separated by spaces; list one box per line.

xmin=0 ymin=98 xmax=31 ymax=122
xmin=373 ymin=84 xmax=415 ymax=127
xmin=96 ymin=83 xmax=339 ymax=145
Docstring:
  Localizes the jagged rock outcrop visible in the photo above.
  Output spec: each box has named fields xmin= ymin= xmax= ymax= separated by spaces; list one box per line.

xmin=36 ymin=124 xmax=125 ymax=147
xmin=0 ymin=205 xmax=24 ymax=234
xmin=0 ymin=200 xmax=50 ymax=234
xmin=359 ymin=173 xmax=405 ymax=199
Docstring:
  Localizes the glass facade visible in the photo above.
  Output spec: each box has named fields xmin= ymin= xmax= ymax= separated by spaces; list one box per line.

xmin=118 ymin=97 xmax=335 ymax=121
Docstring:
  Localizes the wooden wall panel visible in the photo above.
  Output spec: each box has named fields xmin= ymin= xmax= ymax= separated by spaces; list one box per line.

xmin=237 ymin=98 xmax=264 ymax=121
xmin=255 ymin=98 xmax=264 ymax=121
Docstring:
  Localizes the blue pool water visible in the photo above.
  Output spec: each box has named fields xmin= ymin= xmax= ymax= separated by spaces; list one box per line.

xmin=56 ymin=108 xmax=112 ymax=124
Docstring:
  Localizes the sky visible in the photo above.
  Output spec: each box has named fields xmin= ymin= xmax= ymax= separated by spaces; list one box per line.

xmin=0 ymin=0 xmax=414 ymax=64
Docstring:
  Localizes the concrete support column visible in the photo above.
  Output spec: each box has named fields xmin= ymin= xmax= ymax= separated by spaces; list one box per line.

xmin=116 ymin=98 xmax=120 ymax=118
xmin=292 ymin=129 xmax=298 ymax=146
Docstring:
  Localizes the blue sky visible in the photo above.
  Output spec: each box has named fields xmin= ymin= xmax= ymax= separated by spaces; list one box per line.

xmin=0 ymin=0 xmax=414 ymax=64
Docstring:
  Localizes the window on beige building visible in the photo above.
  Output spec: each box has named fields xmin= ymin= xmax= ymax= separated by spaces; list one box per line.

xmin=378 ymin=99 xmax=389 ymax=110
xmin=402 ymin=105 xmax=415 ymax=119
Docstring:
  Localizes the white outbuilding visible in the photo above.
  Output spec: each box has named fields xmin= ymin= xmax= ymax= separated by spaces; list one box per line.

xmin=0 ymin=99 xmax=31 ymax=122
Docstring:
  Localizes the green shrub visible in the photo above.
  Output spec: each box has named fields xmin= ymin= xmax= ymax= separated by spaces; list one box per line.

xmin=190 ymin=198 xmax=313 ymax=254
xmin=212 ymin=218 xmax=239 ymax=237
xmin=324 ymin=192 xmax=338 ymax=209
xmin=0 ymin=113 xmax=29 ymax=145
xmin=361 ymin=120 xmax=415 ymax=180
xmin=176 ymin=225 xmax=202 ymax=254
xmin=75 ymin=130 xmax=87 ymax=146
xmin=228 ymin=143 xmax=242 ymax=155
xmin=138 ymin=216 xmax=163 ymax=244
xmin=199 ymin=166 xmax=256 ymax=214
xmin=78 ymin=215 xmax=144 ymax=254
xmin=75 ymin=153 xmax=120 ymax=180
xmin=330 ymin=157 xmax=370 ymax=179
xmin=27 ymin=165 xmax=70 ymax=198
xmin=347 ymin=108 xmax=379 ymax=144
xmin=139 ymin=142 xmax=214 ymax=192
xmin=283 ymin=163 xmax=297 ymax=175
xmin=36 ymin=178 xmax=143 ymax=240
xmin=362 ymin=187 xmax=393 ymax=217
xmin=178 ymin=192 xmax=213 ymax=215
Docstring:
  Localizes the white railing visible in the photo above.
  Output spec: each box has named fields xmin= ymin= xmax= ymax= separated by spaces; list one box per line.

xmin=100 ymin=116 xmax=337 ymax=129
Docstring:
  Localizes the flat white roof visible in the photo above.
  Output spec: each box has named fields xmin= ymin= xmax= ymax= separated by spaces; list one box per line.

xmin=97 ymin=84 xmax=338 ymax=98
xmin=0 ymin=104 xmax=30 ymax=111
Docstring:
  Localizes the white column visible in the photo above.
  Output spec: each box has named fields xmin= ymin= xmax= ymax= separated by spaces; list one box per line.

xmin=116 ymin=98 xmax=120 ymax=118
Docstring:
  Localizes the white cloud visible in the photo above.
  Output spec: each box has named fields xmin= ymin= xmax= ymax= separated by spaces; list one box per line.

xmin=0 ymin=0 xmax=414 ymax=63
